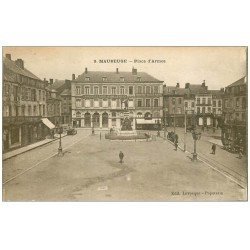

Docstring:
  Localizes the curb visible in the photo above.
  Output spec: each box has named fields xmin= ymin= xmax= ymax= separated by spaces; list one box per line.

xmin=3 ymin=134 xmax=67 ymax=161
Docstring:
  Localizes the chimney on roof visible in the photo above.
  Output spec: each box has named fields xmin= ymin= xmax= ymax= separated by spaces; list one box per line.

xmin=49 ymin=79 xmax=53 ymax=85
xmin=185 ymin=83 xmax=190 ymax=89
xmin=85 ymin=67 xmax=88 ymax=74
xmin=6 ymin=54 xmax=11 ymax=60
xmin=220 ymin=88 xmax=224 ymax=92
xmin=132 ymin=67 xmax=137 ymax=75
xmin=176 ymin=82 xmax=180 ymax=88
xmin=15 ymin=59 xmax=24 ymax=69
xmin=116 ymin=68 xmax=119 ymax=74
xmin=202 ymin=80 xmax=206 ymax=87
xmin=72 ymin=74 xmax=75 ymax=80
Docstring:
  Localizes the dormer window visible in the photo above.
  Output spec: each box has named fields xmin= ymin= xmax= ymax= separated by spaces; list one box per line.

xmin=120 ymin=77 xmax=125 ymax=82
xmin=102 ymin=77 xmax=107 ymax=82
xmin=137 ymin=76 xmax=141 ymax=82
xmin=85 ymin=77 xmax=90 ymax=81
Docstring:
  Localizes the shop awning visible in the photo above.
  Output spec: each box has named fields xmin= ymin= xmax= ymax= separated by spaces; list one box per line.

xmin=136 ymin=119 xmax=161 ymax=124
xmin=42 ymin=118 xmax=55 ymax=129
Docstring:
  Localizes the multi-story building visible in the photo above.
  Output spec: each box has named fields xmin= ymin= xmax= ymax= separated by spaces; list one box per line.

xmin=163 ymin=83 xmax=186 ymax=127
xmin=51 ymin=79 xmax=72 ymax=125
xmin=71 ymin=67 xmax=163 ymax=130
xmin=221 ymin=76 xmax=247 ymax=151
xmin=46 ymin=80 xmax=62 ymax=127
xmin=209 ymin=89 xmax=224 ymax=128
xmin=3 ymin=54 xmax=48 ymax=151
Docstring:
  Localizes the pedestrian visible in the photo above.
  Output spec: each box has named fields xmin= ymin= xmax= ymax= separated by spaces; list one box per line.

xmin=119 ymin=151 xmax=124 ymax=163
xmin=211 ymin=143 xmax=216 ymax=154
xmin=174 ymin=139 xmax=178 ymax=151
xmin=238 ymin=148 xmax=243 ymax=159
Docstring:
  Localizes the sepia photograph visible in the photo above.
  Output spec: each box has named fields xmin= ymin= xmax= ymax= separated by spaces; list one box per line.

xmin=2 ymin=46 xmax=248 ymax=201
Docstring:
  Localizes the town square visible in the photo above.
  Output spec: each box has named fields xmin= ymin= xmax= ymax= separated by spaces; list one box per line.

xmin=2 ymin=47 xmax=247 ymax=201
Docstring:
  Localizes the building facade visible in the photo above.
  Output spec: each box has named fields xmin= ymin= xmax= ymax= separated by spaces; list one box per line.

xmin=3 ymin=54 xmax=48 ymax=152
xmin=71 ymin=68 xmax=163 ymax=130
xmin=221 ymin=77 xmax=247 ymax=152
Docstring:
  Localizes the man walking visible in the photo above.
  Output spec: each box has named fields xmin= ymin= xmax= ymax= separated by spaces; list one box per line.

xmin=119 ymin=151 xmax=124 ymax=163
xmin=211 ymin=143 xmax=216 ymax=154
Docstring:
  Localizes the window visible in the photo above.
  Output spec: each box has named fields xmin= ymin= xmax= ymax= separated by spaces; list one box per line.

xmin=218 ymin=100 xmax=222 ymax=107
xmin=172 ymin=98 xmax=175 ymax=105
xmin=197 ymin=98 xmax=200 ymax=104
xmin=213 ymin=100 xmax=216 ymax=106
xmin=85 ymin=77 xmax=90 ymax=81
xmin=21 ymin=106 xmax=25 ymax=116
xmin=202 ymin=98 xmax=206 ymax=104
xmin=111 ymin=99 xmax=117 ymax=108
xmin=85 ymin=99 xmax=90 ymax=107
xmin=111 ymin=87 xmax=116 ymax=95
xmin=43 ymin=105 xmax=45 ymax=116
xmin=39 ymin=90 xmax=41 ymax=100
xmin=191 ymin=102 xmax=194 ymax=108
xmin=129 ymin=86 xmax=133 ymax=95
xmin=154 ymin=99 xmax=159 ymax=107
xmin=197 ymin=107 xmax=200 ymax=114
xmin=137 ymin=112 xmax=143 ymax=118
xmin=76 ymin=86 xmax=81 ymax=95
xmin=137 ymin=99 xmax=142 ymax=107
xmin=146 ymin=99 xmax=150 ymax=107
xmin=137 ymin=76 xmax=141 ymax=82
xmin=120 ymin=86 xmax=125 ymax=95
xmin=146 ymin=86 xmax=150 ymax=94
xmin=33 ymin=105 xmax=37 ymax=116
xmin=178 ymin=98 xmax=181 ymax=104
xmin=103 ymin=86 xmax=107 ymax=95
xmin=120 ymin=77 xmax=125 ymax=82
xmin=94 ymin=86 xmax=99 ymax=95
xmin=128 ymin=99 xmax=134 ymax=108
xmin=213 ymin=108 xmax=216 ymax=114
xmin=236 ymin=98 xmax=240 ymax=107
xmin=154 ymin=86 xmax=158 ymax=94
xmin=202 ymin=107 xmax=205 ymax=113
xmin=28 ymin=106 xmax=31 ymax=116
xmin=76 ymin=99 xmax=81 ymax=107
xmin=85 ymin=86 xmax=90 ymax=94
xmin=102 ymin=77 xmax=107 ymax=82
xmin=94 ymin=99 xmax=99 ymax=107
xmin=177 ymin=107 xmax=181 ymax=114
xmin=42 ymin=91 xmax=45 ymax=101
xmin=185 ymin=102 xmax=188 ymax=108
xmin=218 ymin=108 xmax=222 ymax=113
xmin=103 ymin=99 xmax=108 ymax=107
xmin=138 ymin=86 xmax=142 ymax=94
xmin=208 ymin=98 xmax=211 ymax=105
xmin=208 ymin=107 xmax=211 ymax=113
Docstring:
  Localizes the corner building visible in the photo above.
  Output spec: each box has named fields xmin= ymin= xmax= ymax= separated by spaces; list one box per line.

xmin=71 ymin=68 xmax=163 ymax=129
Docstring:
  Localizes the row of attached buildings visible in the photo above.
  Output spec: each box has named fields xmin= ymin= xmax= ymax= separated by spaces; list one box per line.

xmin=2 ymin=54 xmax=247 ymax=152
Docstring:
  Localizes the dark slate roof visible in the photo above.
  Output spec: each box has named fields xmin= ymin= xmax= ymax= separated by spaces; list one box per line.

xmin=188 ymin=84 xmax=208 ymax=94
xmin=227 ymin=76 xmax=247 ymax=87
xmin=3 ymin=57 xmax=41 ymax=81
xmin=61 ymin=89 xmax=71 ymax=95
xmin=208 ymin=90 xmax=224 ymax=97
xmin=75 ymin=71 xmax=163 ymax=83
xmin=51 ymin=80 xmax=66 ymax=90
xmin=164 ymin=86 xmax=187 ymax=95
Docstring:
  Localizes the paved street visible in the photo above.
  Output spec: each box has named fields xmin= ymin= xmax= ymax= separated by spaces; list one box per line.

xmin=2 ymin=128 xmax=247 ymax=201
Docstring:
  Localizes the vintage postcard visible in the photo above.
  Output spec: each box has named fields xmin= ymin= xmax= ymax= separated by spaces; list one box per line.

xmin=2 ymin=46 xmax=248 ymax=201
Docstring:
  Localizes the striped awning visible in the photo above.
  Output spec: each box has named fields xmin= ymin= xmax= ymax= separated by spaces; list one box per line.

xmin=41 ymin=118 xmax=55 ymax=129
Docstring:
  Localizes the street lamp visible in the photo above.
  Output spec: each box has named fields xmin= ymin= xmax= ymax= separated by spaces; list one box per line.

xmin=58 ymin=126 xmax=63 ymax=156
xmin=191 ymin=130 xmax=201 ymax=161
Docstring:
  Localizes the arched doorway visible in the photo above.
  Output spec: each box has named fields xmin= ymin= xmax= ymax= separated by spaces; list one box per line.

xmin=84 ymin=112 xmax=91 ymax=127
xmin=102 ymin=112 xmax=108 ymax=128
xmin=92 ymin=112 xmax=100 ymax=127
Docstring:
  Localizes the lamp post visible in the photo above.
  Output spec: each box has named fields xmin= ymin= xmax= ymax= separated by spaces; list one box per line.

xmin=192 ymin=130 xmax=201 ymax=161
xmin=58 ymin=126 xmax=63 ymax=156
xmin=184 ymin=108 xmax=187 ymax=152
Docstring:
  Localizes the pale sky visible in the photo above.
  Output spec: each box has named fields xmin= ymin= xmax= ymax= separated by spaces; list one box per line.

xmin=3 ymin=47 xmax=247 ymax=89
